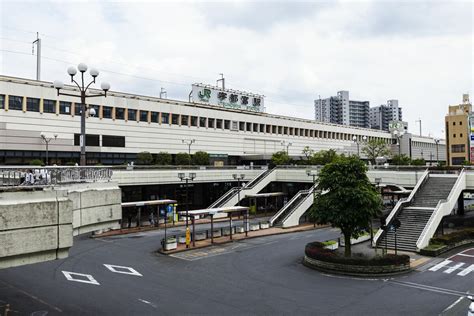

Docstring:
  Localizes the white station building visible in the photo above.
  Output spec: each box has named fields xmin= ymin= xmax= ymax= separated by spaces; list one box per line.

xmin=0 ymin=75 xmax=445 ymax=165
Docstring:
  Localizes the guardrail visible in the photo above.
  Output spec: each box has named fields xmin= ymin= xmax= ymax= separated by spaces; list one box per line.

xmin=0 ymin=167 xmax=113 ymax=187
xmin=269 ymin=185 xmax=315 ymax=226
xmin=372 ymin=168 xmax=430 ymax=247
xmin=416 ymin=169 xmax=465 ymax=250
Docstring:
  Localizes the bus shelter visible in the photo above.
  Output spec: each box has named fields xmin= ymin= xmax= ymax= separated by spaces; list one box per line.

xmin=121 ymin=199 xmax=177 ymax=228
xmin=245 ymin=192 xmax=286 ymax=217
xmin=178 ymin=206 xmax=249 ymax=247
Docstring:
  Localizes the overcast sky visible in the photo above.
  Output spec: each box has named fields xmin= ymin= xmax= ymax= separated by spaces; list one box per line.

xmin=1 ymin=0 xmax=472 ymax=138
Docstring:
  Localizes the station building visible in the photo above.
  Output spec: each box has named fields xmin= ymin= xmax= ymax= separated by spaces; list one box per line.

xmin=0 ymin=75 xmax=445 ymax=165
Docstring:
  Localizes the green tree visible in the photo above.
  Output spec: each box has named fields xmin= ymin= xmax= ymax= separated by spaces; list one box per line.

xmin=411 ymin=158 xmax=426 ymax=166
xmin=192 ymin=151 xmax=210 ymax=165
xmin=271 ymin=151 xmax=291 ymax=165
xmin=136 ymin=151 xmax=153 ymax=165
xmin=175 ymin=152 xmax=191 ymax=165
xmin=155 ymin=152 xmax=172 ymax=165
xmin=309 ymin=149 xmax=339 ymax=165
xmin=392 ymin=154 xmax=411 ymax=165
xmin=362 ymin=139 xmax=390 ymax=164
xmin=29 ymin=159 xmax=44 ymax=166
xmin=309 ymin=156 xmax=381 ymax=257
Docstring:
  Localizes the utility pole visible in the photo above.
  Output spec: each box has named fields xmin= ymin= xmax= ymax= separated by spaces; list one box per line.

xmin=32 ymin=32 xmax=41 ymax=80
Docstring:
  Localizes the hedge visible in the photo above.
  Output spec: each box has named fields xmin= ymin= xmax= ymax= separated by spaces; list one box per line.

xmin=305 ymin=242 xmax=410 ymax=266
xmin=430 ymin=228 xmax=474 ymax=246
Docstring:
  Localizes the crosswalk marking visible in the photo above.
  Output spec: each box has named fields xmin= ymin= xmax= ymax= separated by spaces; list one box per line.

xmin=62 ymin=271 xmax=100 ymax=285
xmin=457 ymin=264 xmax=474 ymax=276
xmin=443 ymin=262 xmax=465 ymax=274
xmin=429 ymin=260 xmax=452 ymax=271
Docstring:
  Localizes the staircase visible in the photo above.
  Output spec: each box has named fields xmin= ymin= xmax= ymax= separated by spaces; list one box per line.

xmin=269 ymin=186 xmax=314 ymax=227
xmin=208 ymin=168 xmax=275 ymax=208
xmin=377 ymin=174 xmax=459 ymax=252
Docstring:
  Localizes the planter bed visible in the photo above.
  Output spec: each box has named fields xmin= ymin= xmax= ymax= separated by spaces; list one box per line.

xmin=235 ymin=226 xmax=245 ymax=233
xmin=339 ymin=234 xmax=371 ymax=246
xmin=250 ymin=224 xmax=260 ymax=231
xmin=304 ymin=241 xmax=410 ymax=276
xmin=222 ymin=227 xmax=235 ymax=236
xmin=420 ymin=239 xmax=474 ymax=257
xmin=195 ymin=232 xmax=207 ymax=241
xmin=212 ymin=229 xmax=222 ymax=238
xmin=260 ymin=223 xmax=270 ymax=229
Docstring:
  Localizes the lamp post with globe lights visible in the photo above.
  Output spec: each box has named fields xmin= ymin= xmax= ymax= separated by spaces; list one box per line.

xmin=40 ymin=132 xmax=57 ymax=166
xmin=352 ymin=135 xmax=368 ymax=157
xmin=53 ymin=63 xmax=110 ymax=166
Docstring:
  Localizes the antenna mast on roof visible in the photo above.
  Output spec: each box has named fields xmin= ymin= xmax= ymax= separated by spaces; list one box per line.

xmin=217 ymin=73 xmax=225 ymax=89
xmin=160 ymin=87 xmax=167 ymax=99
xmin=32 ymin=32 xmax=41 ymax=81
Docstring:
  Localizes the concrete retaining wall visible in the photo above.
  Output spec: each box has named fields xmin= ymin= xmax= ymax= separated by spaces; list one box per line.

xmin=0 ymin=189 xmax=72 ymax=269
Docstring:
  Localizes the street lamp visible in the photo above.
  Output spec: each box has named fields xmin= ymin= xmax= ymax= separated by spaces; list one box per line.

xmin=178 ymin=172 xmax=196 ymax=247
xmin=182 ymin=139 xmax=195 ymax=166
xmin=352 ymin=135 xmax=367 ymax=157
xmin=54 ymin=63 xmax=110 ymax=166
xmin=306 ymin=169 xmax=318 ymax=227
xmin=434 ymin=138 xmax=440 ymax=166
xmin=40 ymin=132 xmax=57 ymax=165
xmin=281 ymin=141 xmax=292 ymax=155
xmin=393 ymin=130 xmax=403 ymax=162
xmin=233 ymin=173 xmax=246 ymax=236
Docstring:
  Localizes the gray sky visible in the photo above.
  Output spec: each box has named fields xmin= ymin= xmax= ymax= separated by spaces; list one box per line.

xmin=1 ymin=0 xmax=472 ymax=138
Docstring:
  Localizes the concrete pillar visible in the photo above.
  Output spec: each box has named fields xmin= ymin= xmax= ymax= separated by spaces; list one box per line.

xmin=457 ymin=192 xmax=465 ymax=216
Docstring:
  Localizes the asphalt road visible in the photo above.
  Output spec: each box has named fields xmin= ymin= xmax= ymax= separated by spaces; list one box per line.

xmin=0 ymin=226 xmax=473 ymax=315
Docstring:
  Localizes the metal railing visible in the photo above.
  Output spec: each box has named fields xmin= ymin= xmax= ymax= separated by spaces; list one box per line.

xmin=0 ymin=166 xmax=113 ymax=187
xmin=280 ymin=186 xmax=316 ymax=226
xmin=269 ymin=185 xmax=315 ymax=226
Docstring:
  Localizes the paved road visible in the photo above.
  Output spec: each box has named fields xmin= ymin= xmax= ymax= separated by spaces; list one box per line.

xmin=0 ymin=227 xmax=472 ymax=315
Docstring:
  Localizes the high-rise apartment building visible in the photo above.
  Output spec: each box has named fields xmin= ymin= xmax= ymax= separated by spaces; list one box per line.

xmin=314 ymin=90 xmax=369 ymax=128
xmin=445 ymin=94 xmax=471 ymax=165
xmin=370 ymin=99 xmax=403 ymax=131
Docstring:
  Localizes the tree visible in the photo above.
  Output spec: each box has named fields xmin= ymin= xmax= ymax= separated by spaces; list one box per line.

xmin=155 ymin=152 xmax=172 ymax=165
xmin=309 ymin=156 xmax=381 ymax=257
xmin=392 ymin=154 xmax=411 ymax=165
xmin=362 ymin=139 xmax=390 ymax=164
xmin=302 ymin=146 xmax=314 ymax=162
xmin=175 ymin=152 xmax=191 ymax=165
xmin=29 ymin=159 xmax=44 ymax=166
xmin=136 ymin=151 xmax=153 ymax=165
xmin=309 ymin=149 xmax=339 ymax=165
xmin=271 ymin=151 xmax=291 ymax=165
xmin=192 ymin=151 xmax=210 ymax=165
xmin=411 ymin=158 xmax=426 ymax=166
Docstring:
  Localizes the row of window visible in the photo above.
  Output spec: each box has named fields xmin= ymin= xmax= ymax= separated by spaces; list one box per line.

xmin=451 ymin=144 xmax=466 ymax=153
xmin=411 ymin=141 xmax=439 ymax=148
xmin=1 ymin=94 xmax=391 ymax=143
xmin=73 ymin=134 xmax=125 ymax=147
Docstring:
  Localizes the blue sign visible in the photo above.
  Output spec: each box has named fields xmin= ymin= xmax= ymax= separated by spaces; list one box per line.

xmin=167 ymin=205 xmax=173 ymax=214
xmin=470 ymin=135 xmax=474 ymax=141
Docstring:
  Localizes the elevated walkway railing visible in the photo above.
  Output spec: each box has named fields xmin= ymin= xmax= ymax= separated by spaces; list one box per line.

xmin=373 ymin=168 xmax=429 ymax=247
xmin=0 ymin=166 xmax=113 ymax=187
xmin=416 ymin=169 xmax=465 ymax=250
xmin=269 ymin=185 xmax=315 ymax=226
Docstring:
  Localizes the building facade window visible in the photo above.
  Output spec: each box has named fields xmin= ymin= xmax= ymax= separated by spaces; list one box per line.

xmin=208 ymin=118 xmax=215 ymax=128
xmin=59 ymin=101 xmax=71 ymax=114
xmin=190 ymin=116 xmax=197 ymax=126
xmin=161 ymin=113 xmax=169 ymax=124
xmin=116 ymin=107 xmax=125 ymax=120
xmin=224 ymin=120 xmax=230 ymax=129
xmin=128 ymin=109 xmax=137 ymax=121
xmin=103 ymin=135 xmax=125 ymax=147
xmin=43 ymin=99 xmax=56 ymax=113
xmin=140 ymin=110 xmax=148 ymax=122
xmin=8 ymin=95 xmax=23 ymax=110
xmin=216 ymin=119 xmax=223 ymax=129
xmin=181 ymin=115 xmax=188 ymax=126
xmin=151 ymin=111 xmax=159 ymax=123
xmin=103 ymin=106 xmax=113 ymax=119
xmin=451 ymin=144 xmax=465 ymax=153
xmin=171 ymin=114 xmax=179 ymax=125
xmin=0 ymin=94 xmax=5 ymax=109
xmin=74 ymin=134 xmax=100 ymax=146
xmin=199 ymin=117 xmax=206 ymax=127
xmin=26 ymin=97 xmax=40 ymax=112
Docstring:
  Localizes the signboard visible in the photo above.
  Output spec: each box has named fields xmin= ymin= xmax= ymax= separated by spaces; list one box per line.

xmin=185 ymin=227 xmax=191 ymax=246
xmin=388 ymin=120 xmax=408 ymax=135
xmin=470 ymin=115 xmax=474 ymax=163
xmin=191 ymin=83 xmax=265 ymax=112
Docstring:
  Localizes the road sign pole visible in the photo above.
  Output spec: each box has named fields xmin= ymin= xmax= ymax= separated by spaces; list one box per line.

xmin=395 ymin=229 xmax=398 ymax=255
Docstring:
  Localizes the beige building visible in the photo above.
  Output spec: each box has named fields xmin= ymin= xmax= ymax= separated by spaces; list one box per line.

xmin=445 ymin=94 xmax=471 ymax=165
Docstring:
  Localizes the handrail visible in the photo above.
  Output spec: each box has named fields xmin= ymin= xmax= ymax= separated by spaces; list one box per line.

xmin=244 ymin=168 xmax=274 ymax=189
xmin=416 ymin=169 xmax=465 ymax=250
xmin=373 ymin=168 xmax=429 ymax=246
xmin=269 ymin=185 xmax=314 ymax=226
xmin=208 ymin=187 xmax=239 ymax=208
xmin=280 ymin=186 xmax=315 ymax=225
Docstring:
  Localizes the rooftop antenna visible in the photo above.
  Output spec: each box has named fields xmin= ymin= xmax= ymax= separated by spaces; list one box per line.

xmin=32 ymin=32 xmax=41 ymax=81
xmin=160 ymin=87 xmax=167 ymax=99
xmin=415 ymin=118 xmax=422 ymax=136
xmin=217 ymin=73 xmax=225 ymax=89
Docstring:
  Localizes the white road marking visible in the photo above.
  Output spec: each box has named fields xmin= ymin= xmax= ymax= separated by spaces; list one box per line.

xmin=442 ymin=296 xmax=464 ymax=313
xmin=429 ymin=260 xmax=452 ymax=271
xmin=444 ymin=262 xmax=465 ymax=274
xmin=389 ymin=280 xmax=467 ymax=297
xmin=138 ymin=299 xmax=157 ymax=308
xmin=103 ymin=264 xmax=142 ymax=277
xmin=62 ymin=271 xmax=100 ymax=285
xmin=457 ymin=264 xmax=474 ymax=276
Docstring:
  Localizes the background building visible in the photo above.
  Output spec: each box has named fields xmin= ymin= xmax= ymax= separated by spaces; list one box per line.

xmin=445 ymin=94 xmax=471 ymax=165
xmin=314 ymin=90 xmax=369 ymax=128
xmin=370 ymin=99 xmax=403 ymax=131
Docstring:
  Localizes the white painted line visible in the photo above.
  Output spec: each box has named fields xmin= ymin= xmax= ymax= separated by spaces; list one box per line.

xmin=442 ymin=296 xmax=464 ymax=313
xmin=138 ymin=299 xmax=157 ymax=308
xmin=454 ymin=253 xmax=474 ymax=258
xmin=103 ymin=264 xmax=142 ymax=277
xmin=62 ymin=271 xmax=100 ymax=285
xmin=429 ymin=260 xmax=452 ymax=271
xmin=389 ymin=281 xmax=466 ymax=297
xmin=444 ymin=262 xmax=465 ymax=274
xmin=457 ymin=264 xmax=474 ymax=276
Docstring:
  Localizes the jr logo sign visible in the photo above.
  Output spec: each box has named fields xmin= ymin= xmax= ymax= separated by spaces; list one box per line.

xmin=198 ymin=88 xmax=211 ymax=102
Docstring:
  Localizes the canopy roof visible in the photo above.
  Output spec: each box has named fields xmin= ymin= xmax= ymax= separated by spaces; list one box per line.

xmin=178 ymin=206 xmax=249 ymax=217
xmin=121 ymin=199 xmax=177 ymax=208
